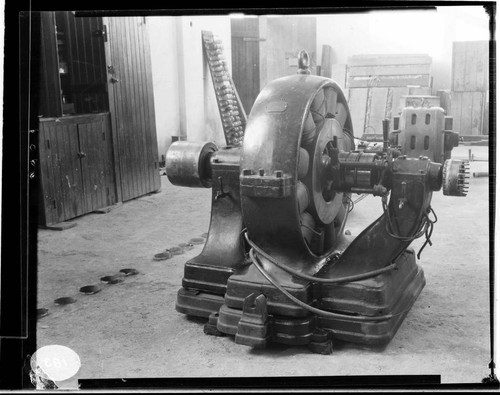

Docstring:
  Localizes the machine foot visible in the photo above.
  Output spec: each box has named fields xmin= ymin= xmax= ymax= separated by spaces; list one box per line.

xmin=307 ymin=329 xmax=334 ymax=355
xmin=175 ymin=288 xmax=225 ymax=318
xmin=203 ymin=312 xmax=226 ymax=337
xmin=235 ymin=293 xmax=272 ymax=348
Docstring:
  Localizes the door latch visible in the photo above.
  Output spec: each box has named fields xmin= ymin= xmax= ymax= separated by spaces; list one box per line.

xmin=93 ymin=25 xmax=107 ymax=42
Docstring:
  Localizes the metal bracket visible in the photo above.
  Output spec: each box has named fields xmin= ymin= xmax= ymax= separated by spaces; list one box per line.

xmin=215 ymin=176 xmax=230 ymax=200
xmin=240 ymin=171 xmax=292 ymax=198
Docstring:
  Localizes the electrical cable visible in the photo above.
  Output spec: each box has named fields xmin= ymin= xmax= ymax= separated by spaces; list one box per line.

xmin=338 ymin=198 xmax=350 ymax=235
xmin=344 ymin=194 xmax=355 ymax=213
xmin=382 ymin=192 xmax=428 ymax=241
xmin=352 ymin=194 xmax=368 ymax=204
xmin=417 ymin=207 xmax=437 ymax=259
xmin=309 ymin=94 xmax=327 ymax=132
xmin=380 ymin=184 xmax=437 ymax=258
xmin=249 ymin=248 xmax=412 ymax=322
xmin=244 ymin=232 xmax=397 ymax=284
xmin=300 ymin=223 xmax=323 ymax=237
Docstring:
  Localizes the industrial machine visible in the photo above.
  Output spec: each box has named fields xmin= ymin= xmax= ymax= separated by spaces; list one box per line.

xmin=165 ymin=52 xmax=468 ymax=353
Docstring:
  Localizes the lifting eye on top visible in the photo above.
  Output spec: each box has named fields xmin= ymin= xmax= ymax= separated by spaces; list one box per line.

xmin=297 ymin=50 xmax=311 ymax=75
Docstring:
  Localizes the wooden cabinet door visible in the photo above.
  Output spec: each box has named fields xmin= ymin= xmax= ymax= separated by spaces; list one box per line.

xmin=39 ymin=120 xmax=86 ymax=225
xmin=38 ymin=114 xmax=117 ymax=226
xmin=77 ymin=116 xmax=117 ymax=211
xmin=104 ymin=16 xmax=161 ymax=202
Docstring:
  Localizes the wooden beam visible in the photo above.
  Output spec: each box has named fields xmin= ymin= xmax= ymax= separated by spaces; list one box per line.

xmin=347 ymin=54 xmax=432 ymax=66
xmin=348 ymin=64 xmax=431 ymax=77
xmin=348 ymin=74 xmax=431 ymax=88
xmin=320 ymin=44 xmax=334 ymax=78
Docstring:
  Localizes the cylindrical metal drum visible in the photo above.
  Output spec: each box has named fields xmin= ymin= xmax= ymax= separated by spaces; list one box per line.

xmin=338 ymin=151 xmax=380 ymax=191
xmin=165 ymin=141 xmax=218 ymax=188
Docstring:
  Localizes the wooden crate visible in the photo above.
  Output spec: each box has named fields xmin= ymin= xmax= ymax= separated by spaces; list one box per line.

xmin=331 ymin=64 xmax=347 ymax=90
xmin=346 ymin=54 xmax=433 ymax=138
xmin=452 ymin=41 xmax=489 ymax=92
xmin=347 ymin=86 xmax=417 ymax=138
xmin=408 ymin=86 xmax=432 ymax=95
xmin=399 ymin=95 xmax=441 ymax=110
xmin=437 ymin=90 xmax=488 ymax=136
xmin=451 ymin=91 xmax=488 ymax=136
xmin=347 ymin=54 xmax=432 ymax=88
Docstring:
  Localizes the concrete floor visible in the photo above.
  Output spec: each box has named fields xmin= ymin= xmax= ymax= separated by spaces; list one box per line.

xmin=36 ymin=144 xmax=491 ymax=387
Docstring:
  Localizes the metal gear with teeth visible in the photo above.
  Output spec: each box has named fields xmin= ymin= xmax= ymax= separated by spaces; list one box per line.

xmin=442 ymin=159 xmax=470 ymax=196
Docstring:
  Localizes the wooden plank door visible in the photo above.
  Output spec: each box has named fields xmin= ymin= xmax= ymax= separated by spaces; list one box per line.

xmin=58 ymin=12 xmax=109 ymax=114
xmin=452 ymin=41 xmax=489 ymax=92
xmin=450 ymin=91 xmax=486 ymax=136
xmin=231 ymin=18 xmax=260 ymax=115
xmin=261 ymin=16 xmax=317 ymax=84
xmin=78 ymin=115 xmax=117 ymax=211
xmin=104 ymin=16 xmax=161 ymax=202
xmin=38 ymin=12 xmax=62 ymax=118
xmin=38 ymin=120 xmax=86 ymax=224
xmin=38 ymin=114 xmax=117 ymax=226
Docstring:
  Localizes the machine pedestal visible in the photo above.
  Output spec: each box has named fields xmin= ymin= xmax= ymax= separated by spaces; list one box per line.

xmin=175 ymin=288 xmax=225 ymax=318
xmin=176 ymin=248 xmax=425 ymax=349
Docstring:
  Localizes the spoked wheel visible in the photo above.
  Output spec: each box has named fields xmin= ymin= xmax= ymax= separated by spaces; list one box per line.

xmin=241 ymin=75 xmax=354 ymax=266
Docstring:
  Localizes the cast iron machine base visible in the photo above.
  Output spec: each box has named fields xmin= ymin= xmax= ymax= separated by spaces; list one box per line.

xmin=166 ymin=60 xmax=468 ymax=353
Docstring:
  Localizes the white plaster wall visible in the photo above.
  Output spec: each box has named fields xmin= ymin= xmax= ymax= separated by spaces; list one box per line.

xmin=147 ymin=16 xmax=180 ymax=161
xmin=315 ymin=6 xmax=490 ymax=94
xmin=178 ymin=15 xmax=232 ymax=146
xmin=148 ymin=15 xmax=231 ymax=160
xmin=147 ymin=9 xmax=489 ymax=159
